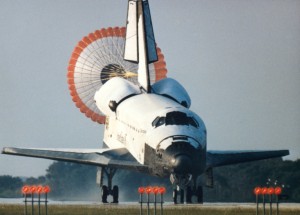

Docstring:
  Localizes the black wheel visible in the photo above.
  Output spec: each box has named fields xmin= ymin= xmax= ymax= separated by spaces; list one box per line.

xmin=186 ymin=186 xmax=192 ymax=203
xmin=102 ymin=185 xmax=108 ymax=203
xmin=112 ymin=185 xmax=119 ymax=203
xmin=180 ymin=189 xmax=184 ymax=204
xmin=196 ymin=186 xmax=203 ymax=204
xmin=173 ymin=189 xmax=178 ymax=204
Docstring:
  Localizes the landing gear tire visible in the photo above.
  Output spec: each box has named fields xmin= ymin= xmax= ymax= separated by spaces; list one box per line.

xmin=180 ymin=189 xmax=184 ymax=204
xmin=101 ymin=185 xmax=109 ymax=203
xmin=173 ymin=189 xmax=178 ymax=204
xmin=112 ymin=185 xmax=119 ymax=203
xmin=173 ymin=188 xmax=184 ymax=204
xmin=186 ymin=186 xmax=192 ymax=204
xmin=196 ymin=186 xmax=203 ymax=204
xmin=98 ymin=167 xmax=118 ymax=204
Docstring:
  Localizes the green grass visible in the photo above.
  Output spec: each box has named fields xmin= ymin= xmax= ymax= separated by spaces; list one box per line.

xmin=0 ymin=204 xmax=299 ymax=215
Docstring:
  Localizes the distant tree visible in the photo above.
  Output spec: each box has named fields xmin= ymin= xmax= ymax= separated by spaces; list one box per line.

xmin=204 ymin=158 xmax=300 ymax=202
xmin=25 ymin=176 xmax=46 ymax=185
xmin=43 ymin=158 xmax=300 ymax=202
xmin=45 ymin=162 xmax=99 ymax=200
xmin=0 ymin=175 xmax=23 ymax=197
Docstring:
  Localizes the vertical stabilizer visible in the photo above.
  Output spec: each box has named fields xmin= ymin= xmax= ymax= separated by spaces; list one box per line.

xmin=142 ymin=1 xmax=158 ymax=63
xmin=124 ymin=0 xmax=158 ymax=93
xmin=124 ymin=0 xmax=138 ymax=62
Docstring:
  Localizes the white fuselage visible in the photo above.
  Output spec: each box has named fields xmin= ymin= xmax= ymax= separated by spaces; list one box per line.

xmin=95 ymin=79 xmax=207 ymax=177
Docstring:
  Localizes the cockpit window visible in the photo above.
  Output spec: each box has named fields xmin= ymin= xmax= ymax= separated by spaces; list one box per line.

xmin=152 ymin=116 xmax=166 ymax=127
xmin=152 ymin=111 xmax=199 ymax=128
xmin=188 ymin=117 xmax=199 ymax=127
xmin=166 ymin=111 xmax=187 ymax=126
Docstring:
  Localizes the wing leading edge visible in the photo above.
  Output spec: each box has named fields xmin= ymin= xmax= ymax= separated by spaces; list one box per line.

xmin=206 ymin=150 xmax=289 ymax=168
xmin=2 ymin=147 xmax=149 ymax=173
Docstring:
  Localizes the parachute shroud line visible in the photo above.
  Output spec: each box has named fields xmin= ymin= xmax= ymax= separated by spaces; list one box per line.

xmin=67 ymin=27 xmax=167 ymax=124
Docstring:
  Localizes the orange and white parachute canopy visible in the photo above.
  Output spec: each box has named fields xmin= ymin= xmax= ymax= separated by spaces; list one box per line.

xmin=67 ymin=27 xmax=167 ymax=124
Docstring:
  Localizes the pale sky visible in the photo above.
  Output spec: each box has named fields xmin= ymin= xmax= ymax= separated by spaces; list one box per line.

xmin=1 ymin=0 xmax=299 ymax=177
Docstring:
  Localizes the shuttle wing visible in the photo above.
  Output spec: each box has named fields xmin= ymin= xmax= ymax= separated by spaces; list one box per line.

xmin=206 ymin=149 xmax=289 ymax=168
xmin=2 ymin=147 xmax=149 ymax=173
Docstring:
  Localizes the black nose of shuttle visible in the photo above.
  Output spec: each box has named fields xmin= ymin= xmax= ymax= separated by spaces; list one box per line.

xmin=172 ymin=155 xmax=193 ymax=174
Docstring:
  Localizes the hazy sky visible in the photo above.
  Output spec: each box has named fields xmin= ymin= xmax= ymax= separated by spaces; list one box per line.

xmin=1 ymin=0 xmax=299 ymax=177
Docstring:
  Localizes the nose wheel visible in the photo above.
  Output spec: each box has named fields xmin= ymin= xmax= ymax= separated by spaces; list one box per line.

xmin=171 ymin=174 xmax=203 ymax=204
xmin=186 ymin=185 xmax=203 ymax=204
xmin=173 ymin=187 xmax=184 ymax=204
xmin=97 ymin=167 xmax=119 ymax=203
xmin=173 ymin=185 xmax=203 ymax=204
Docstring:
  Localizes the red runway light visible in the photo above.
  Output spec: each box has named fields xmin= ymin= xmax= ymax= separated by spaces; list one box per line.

xmin=30 ymin=186 xmax=37 ymax=193
xmin=158 ymin=187 xmax=166 ymax=194
xmin=254 ymin=187 xmax=262 ymax=195
xmin=262 ymin=187 xmax=268 ymax=195
xmin=21 ymin=185 xmax=51 ymax=194
xmin=43 ymin=185 xmax=51 ymax=193
xmin=138 ymin=187 xmax=145 ymax=194
xmin=145 ymin=186 xmax=152 ymax=194
xmin=275 ymin=187 xmax=282 ymax=195
xmin=22 ymin=185 xmax=30 ymax=194
xmin=153 ymin=186 xmax=159 ymax=194
xmin=36 ymin=185 xmax=43 ymax=193
xmin=268 ymin=187 xmax=275 ymax=195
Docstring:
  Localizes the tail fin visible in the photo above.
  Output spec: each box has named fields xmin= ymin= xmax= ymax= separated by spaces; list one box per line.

xmin=124 ymin=0 xmax=158 ymax=92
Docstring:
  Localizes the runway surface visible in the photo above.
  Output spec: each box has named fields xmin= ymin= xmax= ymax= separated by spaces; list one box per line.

xmin=1 ymin=198 xmax=299 ymax=209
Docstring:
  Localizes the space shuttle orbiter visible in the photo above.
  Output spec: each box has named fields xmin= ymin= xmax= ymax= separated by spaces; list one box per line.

xmin=2 ymin=0 xmax=289 ymax=204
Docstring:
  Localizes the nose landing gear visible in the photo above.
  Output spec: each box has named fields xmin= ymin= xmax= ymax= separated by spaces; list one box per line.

xmin=170 ymin=174 xmax=203 ymax=204
xmin=172 ymin=185 xmax=203 ymax=204
xmin=186 ymin=185 xmax=203 ymax=204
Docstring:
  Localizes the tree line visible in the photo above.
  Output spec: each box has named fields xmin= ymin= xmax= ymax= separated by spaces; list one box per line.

xmin=0 ymin=158 xmax=299 ymax=202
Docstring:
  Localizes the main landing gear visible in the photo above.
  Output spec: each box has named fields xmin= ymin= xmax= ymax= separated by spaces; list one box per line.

xmin=97 ymin=167 xmax=119 ymax=203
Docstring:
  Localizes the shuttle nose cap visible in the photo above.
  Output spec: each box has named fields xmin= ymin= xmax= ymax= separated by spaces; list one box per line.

xmin=172 ymin=155 xmax=193 ymax=174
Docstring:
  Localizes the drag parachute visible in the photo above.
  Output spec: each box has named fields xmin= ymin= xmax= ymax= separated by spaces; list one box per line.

xmin=67 ymin=27 xmax=167 ymax=124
